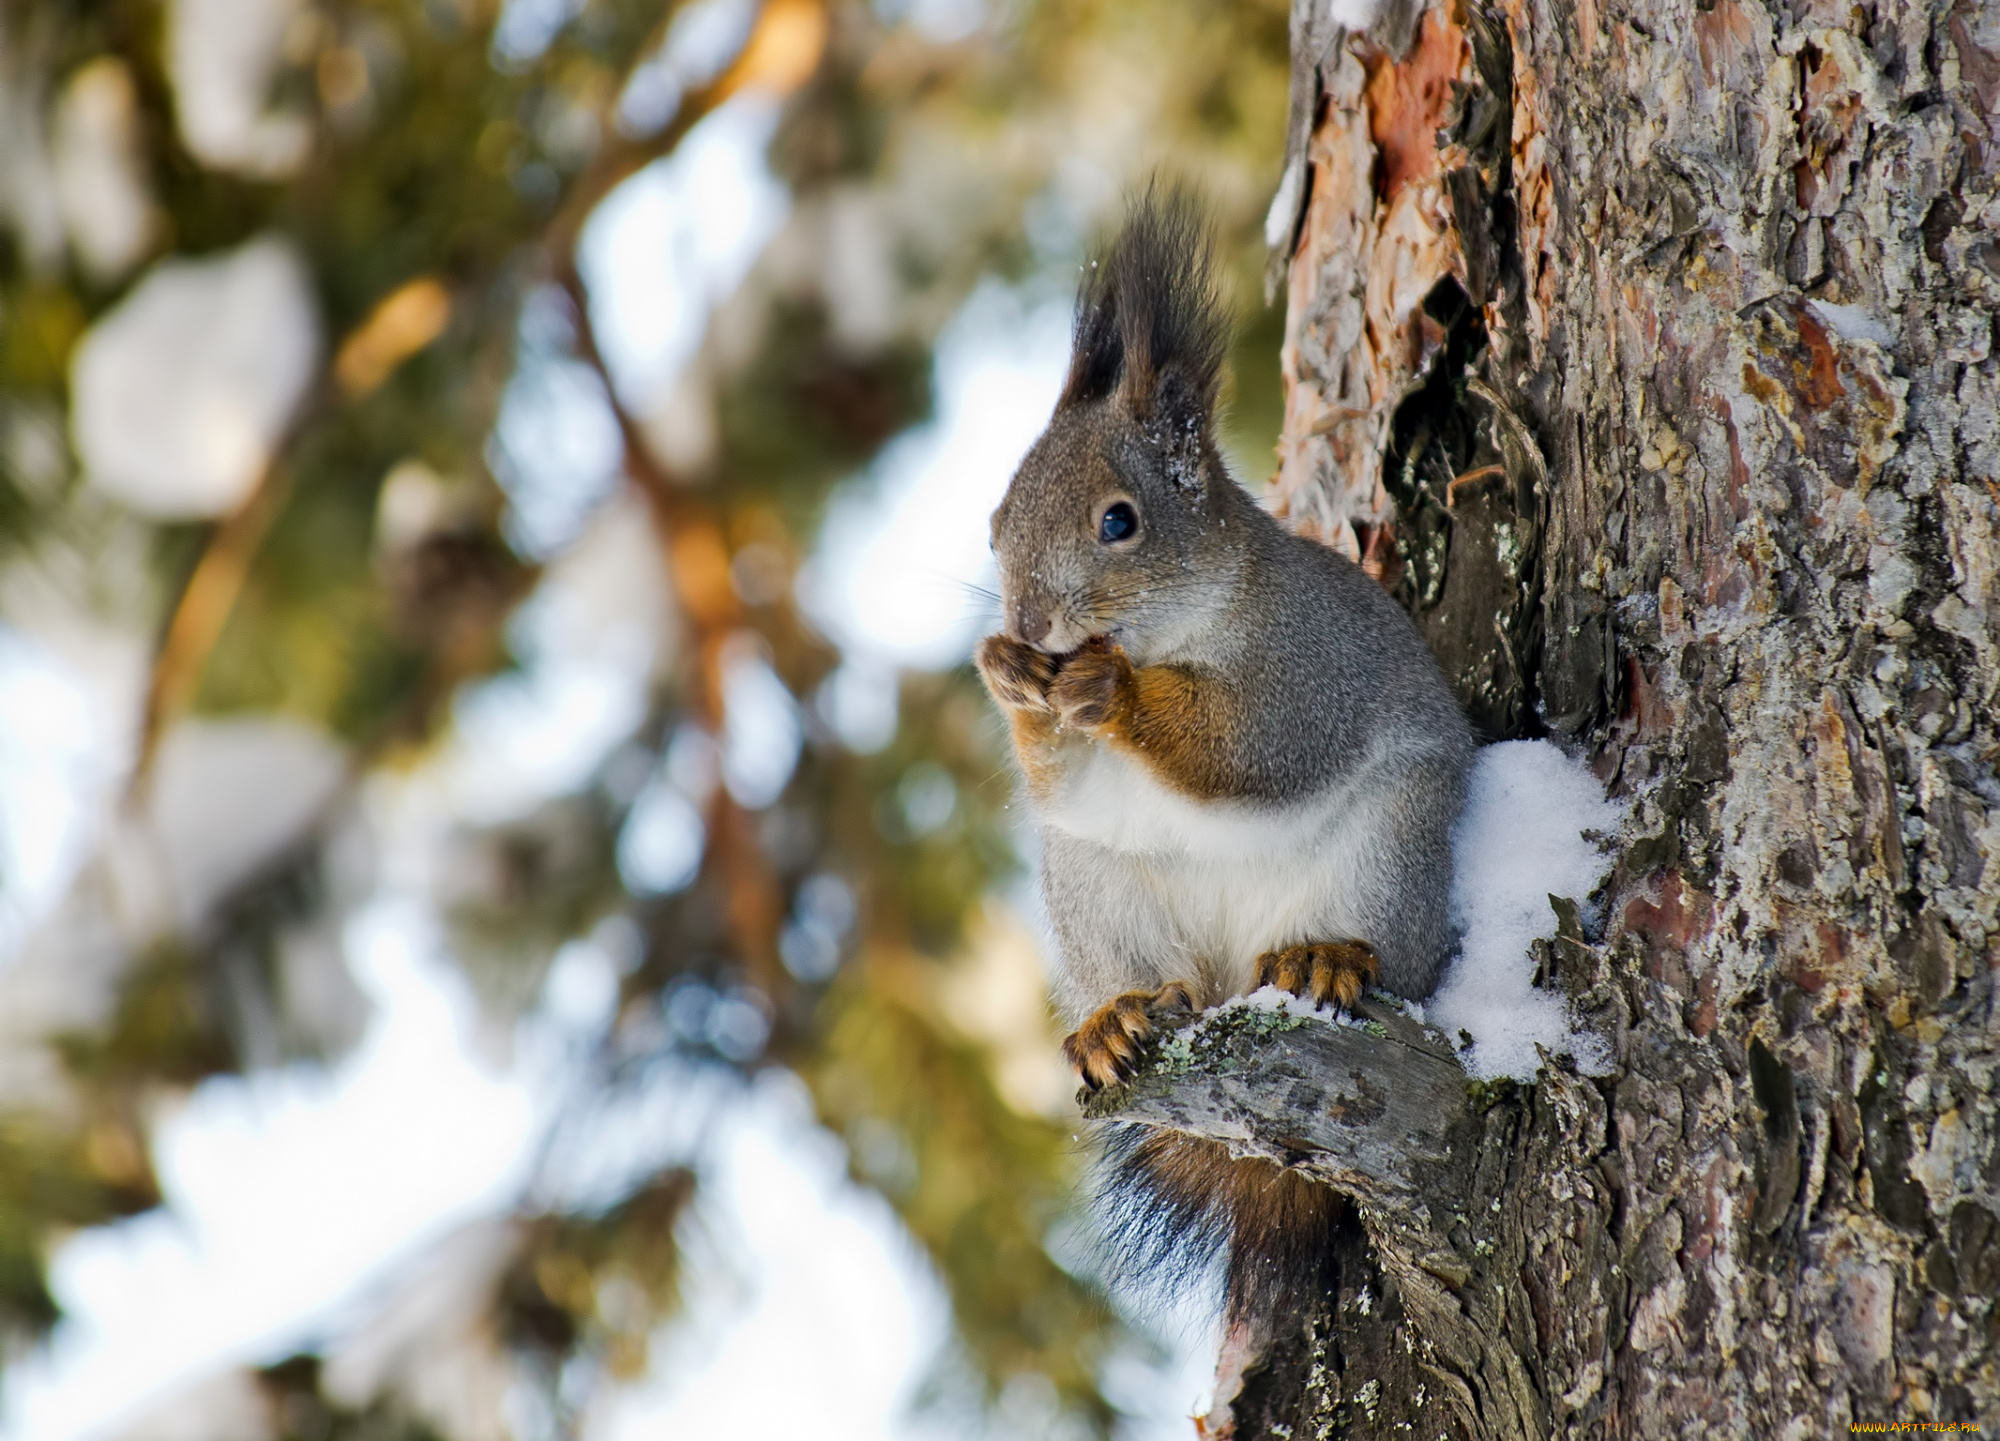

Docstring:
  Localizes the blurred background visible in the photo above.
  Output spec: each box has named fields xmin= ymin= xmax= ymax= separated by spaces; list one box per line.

xmin=0 ymin=0 xmax=1292 ymax=1434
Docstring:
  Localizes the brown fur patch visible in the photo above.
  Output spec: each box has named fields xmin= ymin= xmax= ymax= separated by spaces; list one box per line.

xmin=978 ymin=634 xmax=1069 ymax=800
xmin=1046 ymin=643 xmax=1245 ymax=801
xmin=1120 ymin=664 xmax=1244 ymax=798
xmin=1048 ymin=642 xmax=1135 ymax=731
xmin=1124 ymin=1131 xmax=1343 ymax=1322
xmin=1006 ymin=707 xmax=1065 ymax=800
xmin=983 ymin=635 xmax=1251 ymax=804
xmin=976 ymin=633 xmax=1058 ymax=711
xmin=1254 ymin=940 xmax=1380 ymax=1009
xmin=1063 ymin=981 xmax=1196 ymax=1091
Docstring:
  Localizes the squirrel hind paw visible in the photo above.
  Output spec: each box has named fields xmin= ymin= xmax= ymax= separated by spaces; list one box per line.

xmin=1062 ymin=981 xmax=1196 ymax=1092
xmin=1254 ymin=940 xmax=1379 ymax=1011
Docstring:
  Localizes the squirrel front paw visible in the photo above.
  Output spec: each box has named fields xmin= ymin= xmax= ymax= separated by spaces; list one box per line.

xmin=976 ymin=633 xmax=1059 ymax=712
xmin=1048 ymin=642 xmax=1133 ymax=732
xmin=1254 ymin=940 xmax=1379 ymax=1010
xmin=1062 ymin=981 xmax=1197 ymax=1092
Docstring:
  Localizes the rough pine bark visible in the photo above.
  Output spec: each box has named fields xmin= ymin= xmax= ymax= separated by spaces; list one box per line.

xmin=1099 ymin=0 xmax=2000 ymax=1432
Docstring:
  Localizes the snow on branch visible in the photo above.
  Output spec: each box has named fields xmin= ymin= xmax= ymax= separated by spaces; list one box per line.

xmin=1081 ymin=740 xmax=1618 ymax=1226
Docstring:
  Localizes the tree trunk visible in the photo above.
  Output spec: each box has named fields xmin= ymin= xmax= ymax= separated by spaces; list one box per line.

xmin=1104 ymin=0 xmax=2000 ymax=1431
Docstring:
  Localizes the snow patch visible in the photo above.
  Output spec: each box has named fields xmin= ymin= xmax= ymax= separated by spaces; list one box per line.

xmin=1430 ymin=740 xmax=1621 ymax=1082
xmin=1806 ymin=298 xmax=1896 ymax=349
xmin=129 ymin=717 xmax=349 ymax=933
xmin=1220 ymin=985 xmax=1399 ymax=1036
xmin=1263 ymin=157 xmax=1305 ymax=252
xmin=1227 ymin=984 xmax=1331 ymax=1023
xmin=1328 ymin=0 xmax=1388 ymax=30
xmin=0 ymin=629 xmax=107 ymax=949
xmin=167 ymin=0 xmax=312 ymax=176
xmin=52 ymin=60 xmax=156 ymax=283
xmin=72 ymin=236 xmax=319 ymax=519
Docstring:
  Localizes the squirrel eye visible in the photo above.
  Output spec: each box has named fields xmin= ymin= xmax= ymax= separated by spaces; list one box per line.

xmin=1098 ymin=501 xmax=1139 ymax=544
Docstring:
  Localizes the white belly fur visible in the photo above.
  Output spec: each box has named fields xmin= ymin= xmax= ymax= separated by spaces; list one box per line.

xmin=1037 ymin=737 xmax=1384 ymax=989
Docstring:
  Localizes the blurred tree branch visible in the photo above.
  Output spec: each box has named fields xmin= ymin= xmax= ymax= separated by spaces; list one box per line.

xmin=129 ymin=0 xmax=819 ymax=790
xmin=554 ymin=253 xmax=794 ymax=996
xmin=0 ymin=0 xmax=1301 ymax=1429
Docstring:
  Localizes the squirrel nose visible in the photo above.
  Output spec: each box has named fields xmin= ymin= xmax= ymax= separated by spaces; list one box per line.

xmin=1014 ymin=602 xmax=1051 ymax=647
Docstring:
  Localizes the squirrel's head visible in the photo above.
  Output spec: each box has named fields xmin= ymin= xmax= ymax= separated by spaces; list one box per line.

xmin=990 ymin=187 xmax=1243 ymax=660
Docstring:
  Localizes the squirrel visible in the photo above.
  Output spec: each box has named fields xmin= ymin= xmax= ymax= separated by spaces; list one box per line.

xmin=974 ymin=189 xmax=1474 ymax=1328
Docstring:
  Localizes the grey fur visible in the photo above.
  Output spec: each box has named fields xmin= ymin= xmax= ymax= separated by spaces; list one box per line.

xmin=987 ymin=192 xmax=1473 ymax=1015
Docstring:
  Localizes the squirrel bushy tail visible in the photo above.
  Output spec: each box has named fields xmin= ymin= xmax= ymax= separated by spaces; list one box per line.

xmin=1095 ymin=1127 xmax=1344 ymax=1328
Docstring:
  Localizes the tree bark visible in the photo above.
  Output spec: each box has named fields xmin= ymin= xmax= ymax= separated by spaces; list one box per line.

xmin=1105 ymin=0 xmax=2000 ymax=1431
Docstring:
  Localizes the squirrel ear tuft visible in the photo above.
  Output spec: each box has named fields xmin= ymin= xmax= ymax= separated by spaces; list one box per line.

xmin=1058 ymin=183 xmax=1227 ymax=439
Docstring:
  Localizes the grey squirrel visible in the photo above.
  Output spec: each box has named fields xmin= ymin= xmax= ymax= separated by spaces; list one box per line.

xmin=975 ymin=190 xmax=1473 ymax=1325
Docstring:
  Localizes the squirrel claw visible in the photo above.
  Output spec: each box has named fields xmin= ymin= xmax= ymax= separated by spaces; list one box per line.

xmin=976 ymin=633 xmax=1059 ymax=712
xmin=1254 ymin=940 xmax=1379 ymax=1011
xmin=1063 ymin=981 xmax=1197 ymax=1092
xmin=1048 ymin=644 xmax=1133 ymax=732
